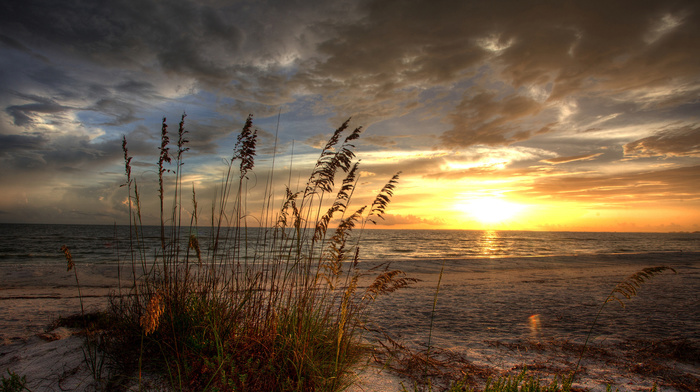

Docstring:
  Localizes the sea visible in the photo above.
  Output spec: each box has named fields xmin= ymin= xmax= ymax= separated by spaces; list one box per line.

xmin=1 ymin=223 xmax=699 ymax=389
xmin=1 ymin=223 xmax=699 ymax=266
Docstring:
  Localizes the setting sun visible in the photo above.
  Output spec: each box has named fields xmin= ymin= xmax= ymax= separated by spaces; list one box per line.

xmin=457 ymin=198 xmax=525 ymax=225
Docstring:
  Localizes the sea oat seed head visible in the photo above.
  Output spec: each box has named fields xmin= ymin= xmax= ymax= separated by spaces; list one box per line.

xmin=140 ymin=292 xmax=165 ymax=335
xmin=61 ymin=245 xmax=74 ymax=271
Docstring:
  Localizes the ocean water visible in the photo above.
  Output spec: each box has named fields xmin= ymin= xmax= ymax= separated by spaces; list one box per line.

xmin=1 ymin=224 xmax=698 ymax=388
xmin=1 ymin=223 xmax=699 ymax=265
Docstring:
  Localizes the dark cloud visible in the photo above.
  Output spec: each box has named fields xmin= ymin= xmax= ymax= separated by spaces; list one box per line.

xmin=624 ymin=125 xmax=700 ymax=157
xmin=0 ymin=131 xmax=121 ymax=176
xmin=4 ymin=0 xmax=699 ymax=133
xmin=1 ymin=0 xmax=241 ymax=75
xmin=301 ymin=0 xmax=700 ymax=135
xmin=176 ymin=119 xmax=234 ymax=155
xmin=0 ymin=33 xmax=50 ymax=61
xmin=6 ymin=98 xmax=71 ymax=127
xmin=90 ymin=99 xmax=140 ymax=126
xmin=440 ymin=91 xmax=546 ymax=148
xmin=114 ymin=80 xmax=157 ymax=97
xmin=493 ymin=1 xmax=700 ymax=99
xmin=0 ymin=133 xmax=48 ymax=154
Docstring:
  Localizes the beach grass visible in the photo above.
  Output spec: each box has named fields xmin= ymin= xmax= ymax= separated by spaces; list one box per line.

xmin=399 ymin=367 xmax=573 ymax=392
xmin=0 ymin=369 xmax=30 ymax=392
xmin=67 ymin=114 xmax=417 ymax=391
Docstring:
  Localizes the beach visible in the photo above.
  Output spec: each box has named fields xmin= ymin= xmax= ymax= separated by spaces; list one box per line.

xmin=357 ymin=252 xmax=700 ymax=391
xmin=1 ymin=249 xmax=698 ymax=391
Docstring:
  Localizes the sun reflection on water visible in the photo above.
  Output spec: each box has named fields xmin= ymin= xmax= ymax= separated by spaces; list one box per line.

xmin=476 ymin=230 xmax=500 ymax=256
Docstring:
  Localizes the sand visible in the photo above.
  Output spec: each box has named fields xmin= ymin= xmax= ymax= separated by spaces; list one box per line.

xmin=1 ymin=255 xmax=698 ymax=391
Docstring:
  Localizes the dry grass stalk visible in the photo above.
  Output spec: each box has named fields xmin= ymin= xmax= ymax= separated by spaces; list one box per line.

xmin=61 ymin=245 xmax=85 ymax=321
xmin=61 ymin=245 xmax=74 ymax=271
xmin=572 ymin=265 xmax=678 ymax=384
xmin=366 ymin=270 xmax=419 ymax=301
xmin=606 ymin=266 xmax=677 ymax=307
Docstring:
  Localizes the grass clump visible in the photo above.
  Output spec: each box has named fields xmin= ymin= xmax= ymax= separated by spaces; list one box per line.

xmin=86 ymin=114 xmax=416 ymax=391
xmin=0 ymin=370 xmax=30 ymax=392
xmin=480 ymin=369 xmax=571 ymax=392
xmin=399 ymin=367 xmax=572 ymax=392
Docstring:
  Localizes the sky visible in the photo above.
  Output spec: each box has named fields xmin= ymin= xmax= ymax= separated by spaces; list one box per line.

xmin=1 ymin=0 xmax=699 ymax=232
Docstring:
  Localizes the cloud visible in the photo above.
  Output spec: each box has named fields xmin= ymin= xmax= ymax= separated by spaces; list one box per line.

xmin=0 ymin=33 xmax=49 ymax=61
xmin=3 ymin=0 xmax=699 ymax=134
xmin=0 ymin=133 xmax=48 ymax=154
xmin=6 ymin=100 xmax=71 ymax=127
xmin=542 ymin=153 xmax=603 ymax=164
xmin=89 ymin=99 xmax=141 ymax=126
xmin=373 ymin=213 xmax=444 ymax=227
xmin=440 ymin=91 xmax=547 ymax=148
xmin=523 ymin=165 xmax=700 ymax=204
xmin=624 ymin=125 xmax=700 ymax=157
xmin=359 ymin=135 xmax=398 ymax=149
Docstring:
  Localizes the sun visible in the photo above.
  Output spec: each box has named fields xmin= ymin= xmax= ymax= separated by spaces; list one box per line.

xmin=457 ymin=198 xmax=525 ymax=225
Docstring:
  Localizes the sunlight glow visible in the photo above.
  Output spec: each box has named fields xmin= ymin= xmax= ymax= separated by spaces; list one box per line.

xmin=457 ymin=198 xmax=525 ymax=225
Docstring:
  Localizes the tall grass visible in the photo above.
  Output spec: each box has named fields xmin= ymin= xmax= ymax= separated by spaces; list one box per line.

xmin=102 ymin=114 xmax=416 ymax=391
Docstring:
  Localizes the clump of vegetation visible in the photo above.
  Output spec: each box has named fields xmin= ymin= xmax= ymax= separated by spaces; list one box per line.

xmin=398 ymin=367 xmax=572 ymax=392
xmin=72 ymin=114 xmax=417 ymax=391
xmin=0 ymin=370 xmax=30 ymax=392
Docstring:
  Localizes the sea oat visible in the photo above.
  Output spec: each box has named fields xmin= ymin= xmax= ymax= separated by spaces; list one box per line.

xmin=606 ymin=266 xmax=677 ymax=307
xmin=233 ymin=114 xmax=257 ymax=179
xmin=140 ymin=291 xmax=164 ymax=335
xmin=189 ymin=234 xmax=202 ymax=265
xmin=368 ymin=172 xmax=401 ymax=224
xmin=61 ymin=245 xmax=74 ymax=271
xmin=365 ymin=270 xmax=418 ymax=301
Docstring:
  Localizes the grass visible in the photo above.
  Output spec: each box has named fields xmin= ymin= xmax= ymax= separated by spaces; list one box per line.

xmin=61 ymin=114 xmax=416 ymax=391
xmin=398 ymin=368 xmax=573 ymax=392
xmin=0 ymin=370 xmax=30 ymax=392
